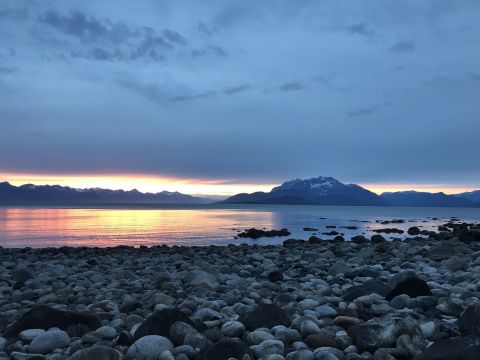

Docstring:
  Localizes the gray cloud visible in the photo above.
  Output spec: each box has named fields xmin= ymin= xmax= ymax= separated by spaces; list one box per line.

xmin=389 ymin=41 xmax=415 ymax=53
xmin=223 ymin=84 xmax=251 ymax=95
xmin=279 ymin=82 xmax=304 ymax=91
xmin=0 ymin=66 xmax=19 ymax=74
xmin=347 ymin=23 xmax=376 ymax=38
xmin=0 ymin=0 xmax=479 ymax=187
xmin=191 ymin=45 xmax=228 ymax=58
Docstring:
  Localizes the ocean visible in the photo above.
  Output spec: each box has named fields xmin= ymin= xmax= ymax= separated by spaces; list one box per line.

xmin=0 ymin=204 xmax=478 ymax=248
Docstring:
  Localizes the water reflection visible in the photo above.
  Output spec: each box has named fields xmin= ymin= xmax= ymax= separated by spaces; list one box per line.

xmin=0 ymin=205 xmax=478 ymax=248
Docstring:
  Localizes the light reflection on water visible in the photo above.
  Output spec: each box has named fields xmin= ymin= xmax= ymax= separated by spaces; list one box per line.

xmin=0 ymin=205 xmax=478 ymax=248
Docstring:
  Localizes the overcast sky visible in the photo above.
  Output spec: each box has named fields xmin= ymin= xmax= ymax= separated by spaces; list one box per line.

xmin=1 ymin=0 xmax=479 ymax=192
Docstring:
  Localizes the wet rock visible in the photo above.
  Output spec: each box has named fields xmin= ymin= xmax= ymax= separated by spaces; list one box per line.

xmin=252 ymin=340 xmax=284 ymax=358
xmin=238 ymin=228 xmax=291 ymax=239
xmin=385 ymin=277 xmax=432 ymax=301
xmin=304 ymin=334 xmax=336 ymax=348
xmin=348 ymin=318 xmax=420 ymax=352
xmin=268 ymin=271 xmax=284 ymax=282
xmin=239 ymin=303 xmax=290 ymax=330
xmin=343 ymin=280 xmax=389 ymax=302
xmin=203 ymin=340 xmax=251 ymax=360
xmin=416 ymin=337 xmax=480 ymax=360
xmin=407 ymin=227 xmax=421 ymax=235
xmin=3 ymin=305 xmax=100 ymax=338
xmin=351 ymin=235 xmax=368 ymax=244
xmin=443 ymin=256 xmax=468 ymax=271
xmin=458 ymin=304 xmax=480 ymax=337
xmin=19 ymin=329 xmax=45 ymax=343
xmin=370 ymin=234 xmax=386 ymax=243
xmin=12 ymin=268 xmax=33 ymax=282
xmin=134 ymin=309 xmax=193 ymax=340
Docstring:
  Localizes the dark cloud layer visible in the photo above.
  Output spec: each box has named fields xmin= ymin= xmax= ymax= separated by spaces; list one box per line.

xmin=0 ymin=0 xmax=479 ymax=186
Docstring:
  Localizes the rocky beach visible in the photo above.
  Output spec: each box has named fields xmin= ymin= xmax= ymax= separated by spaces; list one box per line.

xmin=1 ymin=221 xmax=480 ymax=360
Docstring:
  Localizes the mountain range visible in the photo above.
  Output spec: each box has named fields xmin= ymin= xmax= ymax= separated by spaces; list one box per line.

xmin=0 ymin=182 xmax=208 ymax=205
xmin=1 ymin=177 xmax=479 ymax=207
xmin=221 ymin=176 xmax=480 ymax=207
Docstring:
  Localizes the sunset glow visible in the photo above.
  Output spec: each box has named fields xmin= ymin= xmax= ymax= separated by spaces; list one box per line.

xmin=1 ymin=172 xmax=478 ymax=197
xmin=0 ymin=173 xmax=277 ymax=197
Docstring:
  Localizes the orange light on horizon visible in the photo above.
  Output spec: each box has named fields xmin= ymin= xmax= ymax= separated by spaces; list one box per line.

xmin=361 ymin=183 xmax=478 ymax=195
xmin=0 ymin=172 xmax=277 ymax=197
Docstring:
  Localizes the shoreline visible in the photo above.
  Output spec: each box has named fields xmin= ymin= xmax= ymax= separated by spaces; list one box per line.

xmin=0 ymin=223 xmax=480 ymax=359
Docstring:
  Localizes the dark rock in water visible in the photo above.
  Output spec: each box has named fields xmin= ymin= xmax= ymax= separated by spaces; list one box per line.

xmin=237 ymin=228 xmax=290 ymax=239
xmin=323 ymin=231 xmax=339 ymax=236
xmin=407 ymin=226 xmax=421 ymax=235
xmin=3 ymin=305 xmax=100 ymax=338
xmin=203 ymin=340 xmax=251 ymax=360
xmin=70 ymin=346 xmax=123 ymax=360
xmin=308 ymin=236 xmax=322 ymax=244
xmin=372 ymin=228 xmax=404 ymax=234
xmin=385 ymin=277 xmax=432 ymax=301
xmin=333 ymin=235 xmax=345 ymax=242
xmin=342 ymin=226 xmax=358 ymax=230
xmin=351 ymin=235 xmax=369 ymax=244
xmin=371 ymin=234 xmax=386 ymax=243
xmin=458 ymin=304 xmax=480 ymax=337
xmin=12 ymin=268 xmax=32 ymax=282
xmin=134 ymin=308 xmax=194 ymax=340
xmin=303 ymin=227 xmax=318 ymax=231
xmin=239 ymin=303 xmax=290 ymax=331
xmin=268 ymin=271 xmax=284 ymax=282
xmin=416 ymin=337 xmax=480 ymax=360
xmin=343 ymin=279 xmax=390 ymax=302
xmin=348 ymin=317 xmax=421 ymax=352
xmin=326 ymin=225 xmax=336 ymax=228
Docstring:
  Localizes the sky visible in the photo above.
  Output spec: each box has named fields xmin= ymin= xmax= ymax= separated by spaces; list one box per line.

xmin=0 ymin=0 xmax=479 ymax=196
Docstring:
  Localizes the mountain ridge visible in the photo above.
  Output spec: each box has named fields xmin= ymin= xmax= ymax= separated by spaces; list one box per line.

xmin=0 ymin=181 xmax=209 ymax=204
xmin=221 ymin=176 xmax=480 ymax=207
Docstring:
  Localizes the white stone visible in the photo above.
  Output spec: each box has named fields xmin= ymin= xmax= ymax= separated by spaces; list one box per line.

xmin=19 ymin=329 xmax=46 ymax=343
xmin=28 ymin=330 xmax=70 ymax=354
xmin=221 ymin=320 xmax=245 ymax=337
xmin=94 ymin=326 xmax=117 ymax=339
xmin=127 ymin=335 xmax=173 ymax=360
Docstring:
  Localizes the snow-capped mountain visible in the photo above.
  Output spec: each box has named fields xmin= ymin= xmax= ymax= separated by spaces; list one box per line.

xmin=0 ymin=182 xmax=209 ymax=204
xmin=221 ymin=176 xmax=386 ymax=205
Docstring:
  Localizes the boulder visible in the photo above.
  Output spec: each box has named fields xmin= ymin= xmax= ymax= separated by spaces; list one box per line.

xmin=127 ymin=335 xmax=173 ymax=360
xmin=416 ymin=337 xmax=480 ymax=360
xmin=28 ymin=330 xmax=70 ymax=354
xmin=4 ymin=305 xmax=100 ymax=338
xmin=70 ymin=346 xmax=123 ymax=360
xmin=239 ymin=303 xmax=290 ymax=331
xmin=343 ymin=280 xmax=389 ymax=302
xmin=134 ymin=309 xmax=193 ymax=340
xmin=458 ymin=304 xmax=480 ymax=337
xmin=348 ymin=317 xmax=421 ymax=352
xmin=385 ymin=277 xmax=432 ymax=301
xmin=407 ymin=227 xmax=421 ymax=235
xmin=203 ymin=340 xmax=251 ymax=360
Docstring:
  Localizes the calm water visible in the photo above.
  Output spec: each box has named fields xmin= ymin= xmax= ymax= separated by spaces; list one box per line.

xmin=0 ymin=205 xmax=479 ymax=248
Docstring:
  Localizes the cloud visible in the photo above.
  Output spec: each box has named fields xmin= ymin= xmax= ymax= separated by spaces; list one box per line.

xmin=0 ymin=66 xmax=19 ymax=74
xmin=423 ymin=76 xmax=459 ymax=87
xmin=389 ymin=41 xmax=415 ymax=53
xmin=39 ymin=10 xmax=185 ymax=62
xmin=223 ymin=84 xmax=251 ymax=95
xmin=197 ymin=22 xmax=218 ymax=36
xmin=278 ymin=82 xmax=304 ymax=91
xmin=347 ymin=23 xmax=376 ymax=38
xmin=191 ymin=45 xmax=228 ymax=58
xmin=348 ymin=105 xmax=380 ymax=117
